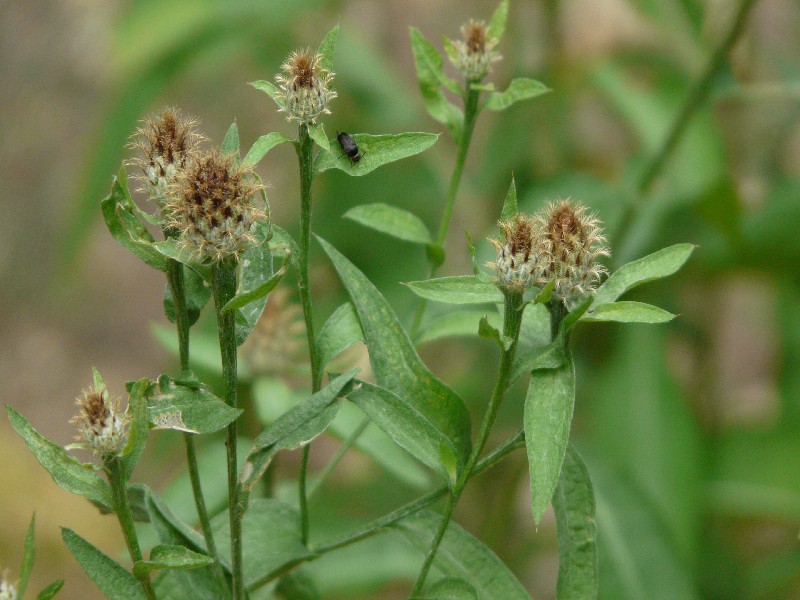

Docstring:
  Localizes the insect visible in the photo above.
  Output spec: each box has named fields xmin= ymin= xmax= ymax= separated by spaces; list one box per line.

xmin=336 ymin=131 xmax=362 ymax=164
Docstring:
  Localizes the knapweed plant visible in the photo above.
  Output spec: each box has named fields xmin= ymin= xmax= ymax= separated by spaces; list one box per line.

xmin=7 ymin=3 xmax=694 ymax=598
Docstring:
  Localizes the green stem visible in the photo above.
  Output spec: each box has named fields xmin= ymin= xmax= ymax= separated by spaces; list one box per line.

xmin=211 ymin=257 xmax=245 ymax=600
xmin=166 ymin=258 xmax=229 ymax=598
xmin=308 ymin=417 xmax=370 ymax=500
xmin=106 ymin=457 xmax=157 ymax=600
xmin=410 ymin=289 xmax=525 ymax=595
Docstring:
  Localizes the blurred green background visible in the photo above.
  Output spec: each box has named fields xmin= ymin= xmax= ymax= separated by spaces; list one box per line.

xmin=2 ymin=0 xmax=800 ymax=598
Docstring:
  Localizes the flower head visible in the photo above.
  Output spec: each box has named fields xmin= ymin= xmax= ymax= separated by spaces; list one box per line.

xmin=275 ymin=49 xmax=336 ymax=124
xmin=0 ymin=571 xmax=15 ymax=600
xmin=70 ymin=385 xmax=128 ymax=457
xmin=489 ymin=214 xmax=541 ymax=292
xmin=166 ymin=149 xmax=266 ymax=261
xmin=450 ymin=19 xmax=501 ymax=81
xmin=130 ymin=107 xmax=203 ymax=205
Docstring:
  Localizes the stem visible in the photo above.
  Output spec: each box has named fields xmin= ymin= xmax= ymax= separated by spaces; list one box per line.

xmin=410 ymin=290 xmax=525 ymax=595
xmin=166 ymin=258 xmax=229 ymax=598
xmin=308 ymin=417 xmax=370 ymax=500
xmin=106 ymin=457 xmax=157 ymax=600
xmin=211 ymin=257 xmax=245 ymax=600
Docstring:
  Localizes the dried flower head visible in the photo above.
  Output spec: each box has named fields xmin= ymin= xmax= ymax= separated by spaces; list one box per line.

xmin=0 ymin=571 xmax=16 ymax=600
xmin=532 ymin=200 xmax=609 ymax=309
xmin=275 ymin=49 xmax=336 ymax=124
xmin=166 ymin=149 xmax=266 ymax=261
xmin=130 ymin=107 xmax=203 ymax=206
xmin=241 ymin=289 xmax=307 ymax=377
xmin=451 ymin=19 xmax=501 ymax=81
xmin=70 ymin=385 xmax=128 ymax=457
xmin=489 ymin=214 xmax=541 ymax=292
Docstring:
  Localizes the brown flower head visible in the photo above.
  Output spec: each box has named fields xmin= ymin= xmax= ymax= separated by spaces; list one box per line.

xmin=275 ymin=49 xmax=337 ymax=124
xmin=489 ymin=214 xmax=541 ymax=292
xmin=130 ymin=107 xmax=203 ymax=205
xmin=451 ymin=19 xmax=501 ymax=81
xmin=166 ymin=149 xmax=266 ymax=261
xmin=70 ymin=385 xmax=128 ymax=456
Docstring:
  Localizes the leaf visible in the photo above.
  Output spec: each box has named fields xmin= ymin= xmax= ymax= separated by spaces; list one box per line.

xmin=250 ymin=80 xmax=286 ymax=111
xmin=478 ymin=316 xmax=512 ymax=350
xmin=18 ymin=513 xmax=36 ymax=598
xmin=581 ymin=301 xmax=674 ymax=323
xmin=270 ymin=224 xmax=301 ymax=272
xmin=36 ymin=580 xmax=65 ymax=600
xmin=222 ymin=263 xmax=285 ymax=314
xmin=317 ymin=303 xmax=364 ymax=375
xmin=404 ymin=276 xmax=503 ymax=305
xmin=243 ymin=132 xmax=293 ymax=167
xmin=413 ymin=577 xmax=478 ymax=600
xmin=484 ymin=78 xmax=550 ymax=111
xmin=525 ymin=352 xmax=576 ymax=523
xmin=553 ymin=446 xmax=598 ymax=600
xmin=344 ymin=203 xmax=432 ymax=245
xmin=410 ymin=27 xmax=463 ymax=138
xmin=276 ymin=569 xmax=321 ymax=600
xmin=308 ymin=122 xmax=330 ymax=151
xmin=163 ymin=264 xmax=212 ymax=327
xmin=119 ymin=379 xmax=149 ymax=481
xmin=593 ymin=244 xmax=694 ymax=306
xmin=145 ymin=488 xmax=209 ymax=555
xmin=134 ymin=545 xmax=215 ymax=576
xmin=316 ymin=23 xmax=339 ymax=73
xmin=6 ymin=406 xmax=112 ymax=511
xmin=319 ymin=237 xmax=472 ymax=473
xmin=152 ymin=238 xmax=211 ymax=282
xmin=220 ymin=121 xmax=240 ymax=158
xmin=487 ymin=0 xmax=510 ymax=41
xmin=315 ymin=132 xmax=439 ymax=177
xmin=391 ymin=511 xmax=532 ymax=600
xmin=234 ymin=222 xmax=275 ymax=345
xmin=148 ymin=375 xmax=242 ymax=434
xmin=417 ymin=309 xmax=501 ymax=345
xmin=348 ymin=380 xmax=459 ymax=484
xmin=61 ymin=528 xmax=147 ymax=600
xmin=499 ymin=177 xmax=518 ymax=221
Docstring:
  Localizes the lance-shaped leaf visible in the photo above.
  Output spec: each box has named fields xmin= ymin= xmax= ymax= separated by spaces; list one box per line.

xmin=344 ymin=203 xmax=432 ymax=245
xmin=319 ymin=237 xmax=472 ymax=472
xmin=220 ymin=121 xmax=240 ymax=158
xmin=163 ymin=264 xmax=211 ymax=327
xmin=417 ymin=309 xmax=501 ymax=345
xmin=308 ymin=122 xmax=330 ymax=151
xmin=222 ymin=262 xmax=285 ymax=315
xmin=119 ymin=378 xmax=149 ymax=481
xmin=580 ymin=301 xmax=674 ymax=324
xmin=405 ymin=276 xmax=503 ymax=305
xmin=234 ymin=220 xmax=274 ymax=345
xmin=134 ymin=545 xmax=214 ymax=577
xmin=412 ymin=577 xmax=478 ymax=600
xmin=499 ymin=177 xmax=518 ymax=221
xmin=525 ymin=352 xmax=576 ymax=523
xmin=315 ymin=132 xmax=438 ymax=177
xmin=317 ymin=23 xmax=339 ymax=72
xmin=349 ymin=380 xmax=459 ymax=484
xmin=270 ymin=224 xmax=300 ymax=272
xmin=61 ymin=528 xmax=147 ymax=600
xmin=391 ymin=511 xmax=532 ymax=600
xmin=487 ymin=0 xmax=510 ymax=40
xmin=148 ymin=375 xmax=242 ymax=434
xmin=249 ymin=80 xmax=286 ymax=112
xmin=243 ymin=132 xmax=293 ymax=167
xmin=410 ymin=28 xmax=463 ymax=138
xmin=36 ymin=580 xmax=64 ymax=600
xmin=18 ymin=513 xmax=36 ymax=598
xmin=484 ymin=78 xmax=550 ymax=112
xmin=593 ymin=244 xmax=695 ymax=307
xmin=553 ymin=446 xmax=598 ymax=600
xmin=6 ymin=406 xmax=112 ymax=511
xmin=317 ymin=302 xmax=364 ymax=375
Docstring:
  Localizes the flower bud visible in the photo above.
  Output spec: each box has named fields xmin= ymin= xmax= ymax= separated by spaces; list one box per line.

xmin=451 ymin=19 xmax=501 ymax=81
xmin=70 ymin=385 xmax=128 ymax=457
xmin=276 ymin=49 xmax=337 ymax=124
xmin=167 ymin=149 xmax=266 ymax=261
xmin=489 ymin=214 xmax=541 ymax=292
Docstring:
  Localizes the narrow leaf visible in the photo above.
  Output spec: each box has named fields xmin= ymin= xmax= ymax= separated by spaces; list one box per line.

xmin=413 ymin=577 xmax=478 ymax=600
xmin=270 ymin=225 xmax=301 ymax=272
xmin=478 ymin=316 xmax=511 ymax=350
xmin=581 ymin=301 xmax=674 ymax=324
xmin=220 ymin=121 xmax=240 ymax=157
xmin=485 ymin=78 xmax=550 ymax=111
xmin=244 ymin=132 xmax=292 ymax=167
xmin=307 ymin=123 xmax=330 ymax=151
xmin=163 ymin=264 xmax=211 ymax=326
xmin=134 ymin=545 xmax=214 ymax=576
xmin=317 ymin=302 xmax=364 ymax=375
xmin=500 ymin=177 xmax=518 ymax=221
xmin=315 ymin=132 xmax=438 ymax=177
xmin=410 ymin=27 xmax=463 ymax=138
xmin=344 ymin=203 xmax=432 ymax=245
xmin=404 ymin=276 xmax=503 ymax=305
xmin=317 ymin=23 xmax=339 ymax=72
xmin=525 ymin=352 xmax=576 ymax=523
xmin=249 ymin=80 xmax=286 ymax=111
xmin=18 ymin=513 xmax=36 ymax=598
xmin=36 ymin=580 xmax=64 ymax=600
xmin=120 ymin=379 xmax=149 ymax=481
xmin=61 ymin=528 xmax=147 ymax=600
xmin=148 ymin=375 xmax=242 ymax=434
xmin=487 ymin=0 xmax=510 ymax=40
xmin=234 ymin=222 xmax=274 ymax=345
xmin=222 ymin=263 xmax=285 ymax=314
xmin=417 ymin=309 xmax=501 ymax=345
xmin=152 ymin=238 xmax=211 ymax=282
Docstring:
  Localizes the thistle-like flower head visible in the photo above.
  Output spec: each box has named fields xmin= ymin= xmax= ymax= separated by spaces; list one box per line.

xmin=451 ymin=19 xmax=501 ymax=81
xmin=166 ymin=149 xmax=266 ymax=261
xmin=489 ymin=214 xmax=541 ymax=292
xmin=130 ymin=107 xmax=202 ymax=206
xmin=275 ymin=49 xmax=337 ymax=124
xmin=70 ymin=385 xmax=128 ymax=457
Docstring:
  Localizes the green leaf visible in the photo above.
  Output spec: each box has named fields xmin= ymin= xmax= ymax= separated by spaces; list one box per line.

xmin=525 ymin=352 xmax=576 ymax=523
xmin=581 ymin=301 xmax=674 ymax=323
xmin=348 ymin=380 xmax=459 ymax=484
xmin=319 ymin=237 xmax=472 ymax=472
xmin=134 ymin=545 xmax=214 ymax=576
xmin=145 ymin=488 xmax=209 ymax=556
xmin=594 ymin=244 xmax=694 ymax=306
xmin=315 ymin=132 xmax=438 ymax=177
xmin=417 ymin=309 xmax=501 ymax=345
xmin=317 ymin=23 xmax=339 ymax=72
xmin=442 ymin=36 xmax=459 ymax=64
xmin=392 ymin=511 xmax=532 ymax=600
xmin=270 ymin=224 xmax=301 ymax=272
xmin=487 ymin=0 xmax=510 ymax=40
xmin=243 ymin=132 xmax=293 ymax=167
xmin=344 ymin=203 xmax=432 ymax=245
xmin=220 ymin=121 xmax=240 ymax=157
xmin=6 ymin=406 xmax=112 ymax=511
xmin=148 ymin=375 xmax=242 ymax=434
xmin=250 ymin=80 xmax=286 ymax=111
xmin=61 ymin=528 xmax=147 ymax=600
xmin=163 ymin=264 xmax=211 ymax=327
xmin=276 ymin=569 xmax=321 ymax=600
xmin=499 ymin=177 xmax=518 ymax=221
xmin=36 ymin=580 xmax=65 ymax=600
xmin=152 ymin=239 xmax=211 ymax=282
xmin=234 ymin=222 xmax=275 ymax=345
xmin=410 ymin=27 xmax=463 ymax=138
xmin=317 ymin=303 xmax=364 ymax=375
xmin=413 ymin=577 xmax=478 ymax=600
xmin=478 ymin=316 xmax=512 ymax=350
xmin=484 ymin=78 xmax=550 ymax=112
xmin=308 ymin=123 xmax=331 ymax=151
xmin=222 ymin=263 xmax=285 ymax=314
xmin=553 ymin=446 xmax=598 ymax=600
xmin=404 ymin=276 xmax=503 ymax=305
xmin=18 ymin=513 xmax=36 ymax=598
xmin=119 ymin=379 xmax=149 ymax=481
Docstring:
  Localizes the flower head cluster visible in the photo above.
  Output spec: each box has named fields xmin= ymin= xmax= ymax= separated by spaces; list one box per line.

xmin=450 ymin=19 xmax=501 ymax=81
xmin=241 ymin=289 xmax=307 ymax=376
xmin=490 ymin=200 xmax=609 ymax=309
xmin=276 ymin=49 xmax=337 ymax=124
xmin=166 ymin=149 xmax=266 ymax=261
xmin=70 ymin=385 xmax=128 ymax=457
xmin=130 ymin=107 xmax=202 ymax=205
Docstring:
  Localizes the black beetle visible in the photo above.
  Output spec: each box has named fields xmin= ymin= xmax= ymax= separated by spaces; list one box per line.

xmin=336 ymin=131 xmax=362 ymax=163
